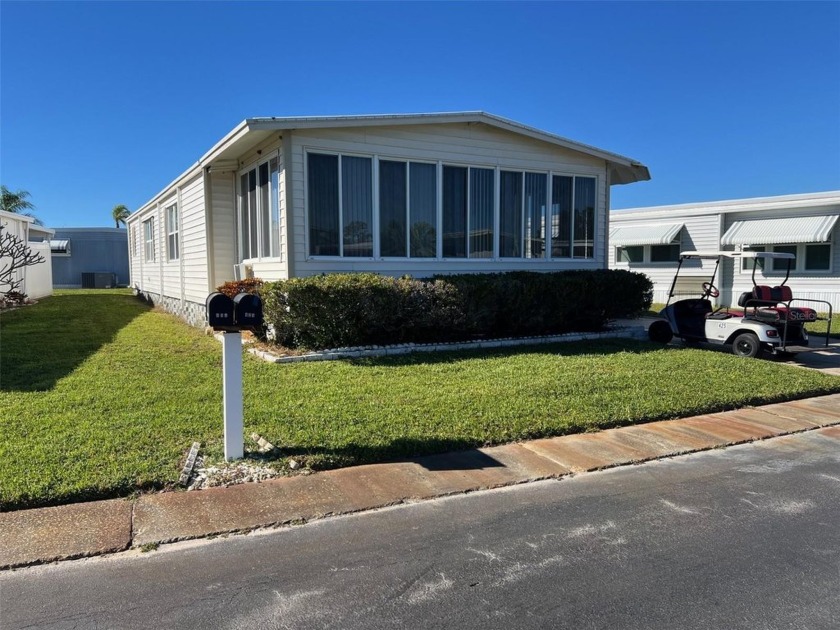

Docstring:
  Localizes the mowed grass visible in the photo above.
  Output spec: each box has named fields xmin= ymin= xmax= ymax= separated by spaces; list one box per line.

xmin=2 ymin=291 xmax=839 ymax=511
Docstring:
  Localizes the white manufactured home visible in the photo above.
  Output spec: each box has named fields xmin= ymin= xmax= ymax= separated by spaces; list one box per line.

xmin=127 ymin=112 xmax=650 ymax=325
xmin=609 ymin=191 xmax=840 ymax=309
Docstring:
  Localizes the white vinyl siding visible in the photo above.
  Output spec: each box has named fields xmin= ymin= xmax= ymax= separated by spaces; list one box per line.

xmin=179 ymin=173 xmax=209 ymax=302
xmin=209 ymin=170 xmax=237 ymax=289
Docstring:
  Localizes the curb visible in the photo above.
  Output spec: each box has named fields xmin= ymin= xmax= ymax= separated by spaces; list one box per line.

xmin=3 ymin=392 xmax=839 ymax=571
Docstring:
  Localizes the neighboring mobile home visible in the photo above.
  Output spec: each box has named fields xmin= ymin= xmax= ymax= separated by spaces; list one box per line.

xmin=127 ymin=112 xmax=650 ymax=326
xmin=50 ymin=227 xmax=129 ymax=288
xmin=609 ymin=191 xmax=840 ymax=309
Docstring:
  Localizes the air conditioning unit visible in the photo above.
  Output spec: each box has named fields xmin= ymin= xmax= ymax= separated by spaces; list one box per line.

xmin=233 ymin=264 xmax=254 ymax=281
xmin=81 ymin=272 xmax=116 ymax=288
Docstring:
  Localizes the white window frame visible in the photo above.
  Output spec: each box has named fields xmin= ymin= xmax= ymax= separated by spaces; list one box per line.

xmin=143 ymin=218 xmax=155 ymax=262
xmin=739 ymin=241 xmax=834 ymax=274
xmin=549 ymin=173 xmax=599 ymax=261
xmin=237 ymin=154 xmax=282 ymax=263
xmin=165 ymin=203 xmax=179 ymax=261
xmin=616 ymin=239 xmax=682 ymax=266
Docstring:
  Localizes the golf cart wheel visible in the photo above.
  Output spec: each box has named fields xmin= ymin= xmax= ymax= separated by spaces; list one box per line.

xmin=648 ymin=320 xmax=673 ymax=344
xmin=732 ymin=332 xmax=762 ymax=358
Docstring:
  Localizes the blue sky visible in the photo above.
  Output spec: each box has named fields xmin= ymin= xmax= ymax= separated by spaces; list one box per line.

xmin=1 ymin=1 xmax=838 ymax=228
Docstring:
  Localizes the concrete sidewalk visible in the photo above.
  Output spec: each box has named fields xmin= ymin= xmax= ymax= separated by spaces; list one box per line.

xmin=2 ymin=394 xmax=840 ymax=570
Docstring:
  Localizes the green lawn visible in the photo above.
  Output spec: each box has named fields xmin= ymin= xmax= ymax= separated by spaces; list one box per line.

xmin=2 ymin=291 xmax=839 ymax=511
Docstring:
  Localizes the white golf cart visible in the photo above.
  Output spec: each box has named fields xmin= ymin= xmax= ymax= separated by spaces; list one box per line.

xmin=647 ymin=250 xmax=833 ymax=358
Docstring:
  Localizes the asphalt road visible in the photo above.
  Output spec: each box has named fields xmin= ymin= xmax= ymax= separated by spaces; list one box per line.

xmin=2 ymin=429 xmax=839 ymax=630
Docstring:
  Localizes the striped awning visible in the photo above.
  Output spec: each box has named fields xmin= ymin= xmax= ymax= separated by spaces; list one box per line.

xmin=610 ymin=223 xmax=683 ymax=247
xmin=721 ymin=215 xmax=838 ymax=246
xmin=49 ymin=239 xmax=70 ymax=254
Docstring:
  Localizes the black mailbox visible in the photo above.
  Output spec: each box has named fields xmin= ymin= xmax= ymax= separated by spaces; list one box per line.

xmin=233 ymin=293 xmax=263 ymax=329
xmin=206 ymin=292 xmax=235 ymax=330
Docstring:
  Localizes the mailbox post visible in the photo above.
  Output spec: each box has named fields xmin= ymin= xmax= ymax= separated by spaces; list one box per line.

xmin=222 ymin=331 xmax=244 ymax=460
xmin=205 ymin=291 xmax=264 ymax=461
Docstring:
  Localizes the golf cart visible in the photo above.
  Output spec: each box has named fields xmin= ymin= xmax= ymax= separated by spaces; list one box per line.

xmin=647 ymin=250 xmax=833 ymax=358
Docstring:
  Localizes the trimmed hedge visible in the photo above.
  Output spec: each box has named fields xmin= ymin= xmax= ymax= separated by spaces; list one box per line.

xmin=261 ymin=270 xmax=652 ymax=350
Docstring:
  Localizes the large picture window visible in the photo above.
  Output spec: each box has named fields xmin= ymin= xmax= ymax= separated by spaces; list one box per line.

xmin=238 ymin=157 xmax=281 ymax=261
xmin=307 ymin=153 xmax=372 ymax=257
xmin=305 ymin=150 xmax=600 ymax=261
xmin=378 ymin=160 xmax=438 ymax=258
xmin=550 ymin=175 xmax=596 ymax=259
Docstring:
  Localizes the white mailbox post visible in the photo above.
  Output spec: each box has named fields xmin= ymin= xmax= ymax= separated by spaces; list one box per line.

xmin=222 ymin=331 xmax=244 ymax=461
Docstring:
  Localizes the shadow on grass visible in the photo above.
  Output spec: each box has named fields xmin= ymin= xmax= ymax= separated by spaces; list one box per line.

xmin=0 ymin=291 xmax=150 ymax=392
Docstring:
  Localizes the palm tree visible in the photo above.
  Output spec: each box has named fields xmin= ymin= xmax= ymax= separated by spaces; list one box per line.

xmin=1 ymin=185 xmax=41 ymax=225
xmin=112 ymin=204 xmax=130 ymax=228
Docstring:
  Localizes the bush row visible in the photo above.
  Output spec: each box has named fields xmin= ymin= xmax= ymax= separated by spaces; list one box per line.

xmin=256 ymin=270 xmax=652 ymax=350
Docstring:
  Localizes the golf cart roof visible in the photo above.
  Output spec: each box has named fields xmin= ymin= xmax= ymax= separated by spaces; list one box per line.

xmin=680 ymin=250 xmax=795 ymax=260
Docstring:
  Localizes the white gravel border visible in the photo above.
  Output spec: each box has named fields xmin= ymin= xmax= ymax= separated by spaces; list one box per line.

xmin=241 ymin=324 xmax=648 ymax=364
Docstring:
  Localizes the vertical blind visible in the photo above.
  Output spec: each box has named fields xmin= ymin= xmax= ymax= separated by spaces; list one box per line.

xmin=341 ymin=156 xmax=373 ymax=257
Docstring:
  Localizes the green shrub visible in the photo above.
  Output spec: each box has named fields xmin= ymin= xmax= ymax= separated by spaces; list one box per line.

xmin=436 ymin=270 xmax=652 ymax=338
xmin=260 ymin=270 xmax=651 ymax=350
xmin=262 ymin=274 xmax=463 ymax=349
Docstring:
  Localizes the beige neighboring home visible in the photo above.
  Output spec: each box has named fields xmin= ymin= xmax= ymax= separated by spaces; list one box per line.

xmin=0 ymin=210 xmax=53 ymax=300
xmin=609 ymin=191 xmax=840 ymax=310
xmin=127 ymin=112 xmax=650 ymax=326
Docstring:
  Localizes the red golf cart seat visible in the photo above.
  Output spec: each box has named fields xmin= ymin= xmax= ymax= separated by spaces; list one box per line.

xmin=737 ymin=285 xmax=818 ymax=322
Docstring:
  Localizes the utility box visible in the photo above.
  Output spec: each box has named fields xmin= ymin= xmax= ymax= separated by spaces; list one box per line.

xmin=233 ymin=293 xmax=263 ymax=330
xmin=206 ymin=292 xmax=236 ymax=330
xmin=81 ymin=272 xmax=116 ymax=289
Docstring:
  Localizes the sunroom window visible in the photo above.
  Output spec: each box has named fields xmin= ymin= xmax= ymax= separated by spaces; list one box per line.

xmin=238 ymin=157 xmax=281 ymax=261
xmin=553 ymin=175 xmax=596 ymax=259
xmin=305 ymin=150 xmax=599 ymax=261
xmin=307 ymin=153 xmax=372 ymax=257
xmin=379 ymin=160 xmax=438 ymax=258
